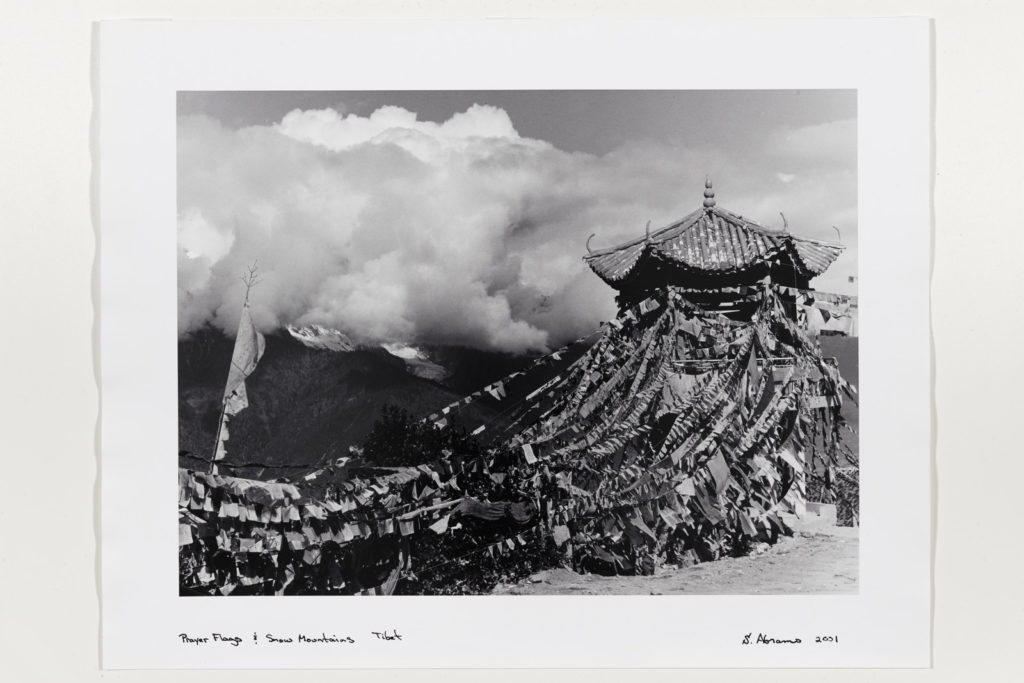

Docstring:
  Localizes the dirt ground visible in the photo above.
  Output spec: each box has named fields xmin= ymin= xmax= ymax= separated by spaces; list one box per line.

xmin=492 ymin=524 xmax=858 ymax=595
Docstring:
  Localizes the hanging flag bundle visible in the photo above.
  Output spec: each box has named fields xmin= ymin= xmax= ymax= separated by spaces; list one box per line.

xmin=488 ymin=281 xmax=853 ymax=569
xmin=209 ymin=269 xmax=266 ymax=474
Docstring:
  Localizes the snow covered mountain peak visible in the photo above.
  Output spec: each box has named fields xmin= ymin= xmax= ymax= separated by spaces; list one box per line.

xmin=381 ymin=342 xmax=449 ymax=382
xmin=286 ymin=324 xmax=358 ymax=352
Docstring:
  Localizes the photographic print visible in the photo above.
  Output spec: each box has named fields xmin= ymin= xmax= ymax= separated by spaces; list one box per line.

xmin=175 ymin=89 xmax=860 ymax=597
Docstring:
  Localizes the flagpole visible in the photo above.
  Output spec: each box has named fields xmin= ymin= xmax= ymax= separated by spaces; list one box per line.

xmin=208 ymin=402 xmax=229 ymax=474
xmin=208 ymin=262 xmax=260 ymax=474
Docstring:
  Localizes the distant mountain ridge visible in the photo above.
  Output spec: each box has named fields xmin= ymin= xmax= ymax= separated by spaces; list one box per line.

xmin=287 ymin=324 xmax=451 ymax=382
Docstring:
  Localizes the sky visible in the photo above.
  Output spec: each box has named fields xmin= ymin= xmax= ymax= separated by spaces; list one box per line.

xmin=178 ymin=90 xmax=856 ymax=353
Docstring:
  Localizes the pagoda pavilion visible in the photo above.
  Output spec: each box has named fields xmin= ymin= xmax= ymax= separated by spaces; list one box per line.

xmin=585 ymin=178 xmax=845 ymax=321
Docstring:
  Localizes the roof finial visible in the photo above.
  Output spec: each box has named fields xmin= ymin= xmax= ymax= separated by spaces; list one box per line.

xmin=644 ymin=220 xmax=652 ymax=242
xmin=703 ymin=175 xmax=716 ymax=208
xmin=586 ymin=233 xmax=596 ymax=254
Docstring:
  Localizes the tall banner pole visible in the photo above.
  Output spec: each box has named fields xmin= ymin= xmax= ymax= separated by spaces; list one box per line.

xmin=207 ymin=262 xmax=261 ymax=475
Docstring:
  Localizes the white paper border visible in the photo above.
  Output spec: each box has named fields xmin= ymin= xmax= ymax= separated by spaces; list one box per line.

xmin=99 ymin=18 xmax=931 ymax=669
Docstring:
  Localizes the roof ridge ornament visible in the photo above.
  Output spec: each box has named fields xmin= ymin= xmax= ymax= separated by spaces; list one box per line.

xmin=644 ymin=220 xmax=652 ymax=243
xmin=702 ymin=176 xmax=716 ymax=209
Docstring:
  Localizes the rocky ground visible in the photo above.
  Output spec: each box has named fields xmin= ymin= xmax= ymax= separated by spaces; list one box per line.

xmin=492 ymin=521 xmax=858 ymax=596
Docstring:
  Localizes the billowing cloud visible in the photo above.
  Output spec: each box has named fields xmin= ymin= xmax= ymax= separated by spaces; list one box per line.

xmin=178 ymin=103 xmax=856 ymax=352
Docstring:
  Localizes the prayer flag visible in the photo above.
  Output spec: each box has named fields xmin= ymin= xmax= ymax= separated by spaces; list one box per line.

xmin=486 ymin=381 xmax=506 ymax=400
xmin=638 ymin=297 xmax=661 ymax=314
xmin=211 ymin=302 xmax=265 ymax=465
xmin=739 ymin=512 xmax=759 ymax=537
xmin=778 ymin=447 xmax=803 ymax=471
xmin=674 ymin=478 xmax=696 ymax=496
xmin=629 ymin=512 xmax=657 ymax=540
xmin=428 ymin=515 xmax=450 ymax=534
xmin=222 ymin=302 xmax=265 ymax=415
xmin=747 ymin=345 xmax=761 ymax=393
xmin=707 ymin=452 xmax=730 ymax=494
xmin=285 ymin=532 xmax=305 ymax=550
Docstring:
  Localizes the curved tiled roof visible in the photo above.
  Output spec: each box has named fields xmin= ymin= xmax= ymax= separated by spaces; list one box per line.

xmin=584 ymin=205 xmax=844 ymax=285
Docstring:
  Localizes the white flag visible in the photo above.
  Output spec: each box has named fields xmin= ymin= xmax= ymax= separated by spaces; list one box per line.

xmin=428 ymin=515 xmax=450 ymax=534
xmin=213 ymin=302 xmax=265 ymax=463
xmin=223 ymin=302 xmax=265 ymax=416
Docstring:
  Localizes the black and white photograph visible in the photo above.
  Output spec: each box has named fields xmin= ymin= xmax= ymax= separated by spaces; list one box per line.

xmin=15 ymin=0 xmax=1024 ymax=677
xmin=176 ymin=89 xmax=860 ymax=597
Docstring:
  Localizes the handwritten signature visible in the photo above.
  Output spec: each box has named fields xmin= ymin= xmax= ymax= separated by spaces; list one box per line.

xmin=741 ymin=632 xmax=840 ymax=645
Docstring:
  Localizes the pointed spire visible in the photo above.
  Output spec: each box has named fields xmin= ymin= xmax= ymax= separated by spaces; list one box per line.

xmin=703 ymin=176 xmax=716 ymax=208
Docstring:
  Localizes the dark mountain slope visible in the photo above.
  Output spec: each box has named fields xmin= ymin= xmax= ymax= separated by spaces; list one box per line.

xmin=178 ymin=331 xmax=504 ymax=477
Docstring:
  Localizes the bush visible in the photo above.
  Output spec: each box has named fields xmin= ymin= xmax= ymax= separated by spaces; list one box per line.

xmin=361 ymin=404 xmax=484 ymax=467
xmin=396 ymin=517 xmax=563 ymax=595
